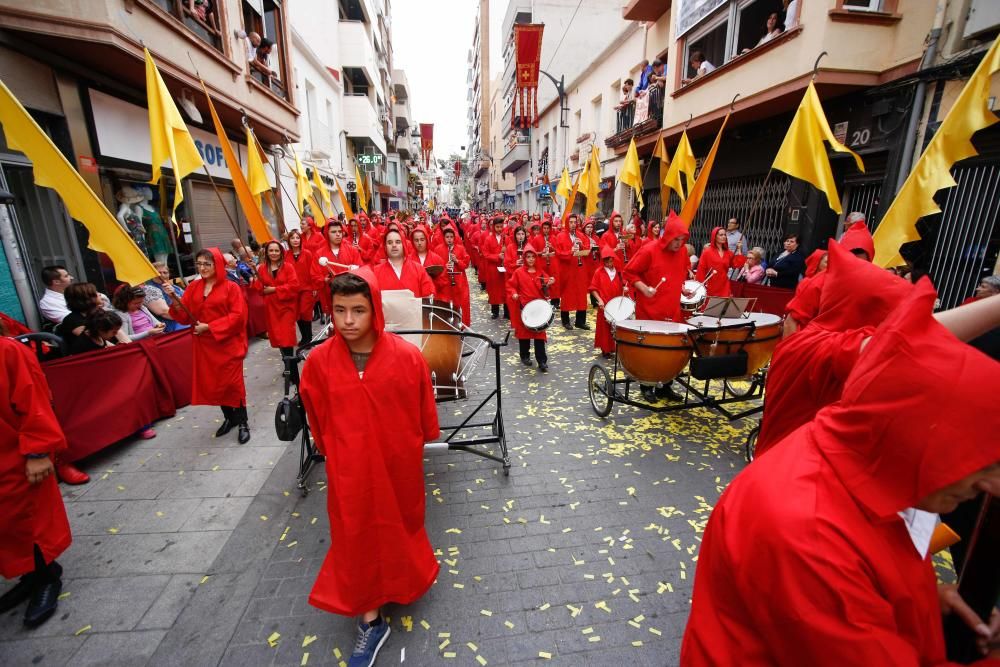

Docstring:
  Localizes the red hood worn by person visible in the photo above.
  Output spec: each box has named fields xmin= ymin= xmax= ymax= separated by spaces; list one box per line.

xmin=0 ymin=337 xmax=72 ymax=578
xmin=804 ymin=249 xmax=826 ymax=278
xmin=299 ymin=267 xmax=440 ymax=616
xmin=756 ymin=242 xmax=913 ymax=456
xmin=683 ymin=281 xmax=1000 ymax=666
xmin=840 ymin=220 xmax=876 ymax=259
xmin=169 ymin=247 xmax=249 ymax=407
xmin=696 ymin=226 xmax=734 ymax=297
xmin=624 ymin=212 xmax=690 ymax=321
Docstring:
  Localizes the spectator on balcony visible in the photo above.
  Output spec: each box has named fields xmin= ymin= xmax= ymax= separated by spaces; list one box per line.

xmin=616 ymin=79 xmax=635 ymax=132
xmin=743 ymin=12 xmax=784 ymax=53
xmin=783 ymin=0 xmax=800 ymax=29
xmin=682 ymin=51 xmax=716 ymax=85
xmin=635 ymin=60 xmax=653 ymax=95
xmin=256 ymin=38 xmax=273 ymax=68
xmin=189 ymin=0 xmax=214 ymax=25
xmin=649 ymin=60 xmax=668 ymax=92
xmin=237 ymin=30 xmax=262 ymax=63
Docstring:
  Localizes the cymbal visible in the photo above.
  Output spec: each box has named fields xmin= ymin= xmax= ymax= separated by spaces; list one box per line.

xmin=425 ymin=264 xmax=445 ymax=277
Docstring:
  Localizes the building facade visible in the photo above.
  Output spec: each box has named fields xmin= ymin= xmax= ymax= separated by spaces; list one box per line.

xmin=466 ymin=0 xmax=491 ymax=211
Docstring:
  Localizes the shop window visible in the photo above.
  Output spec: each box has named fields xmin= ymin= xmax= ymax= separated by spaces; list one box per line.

xmin=151 ymin=0 xmax=224 ymax=52
xmin=242 ymin=0 xmax=289 ymax=100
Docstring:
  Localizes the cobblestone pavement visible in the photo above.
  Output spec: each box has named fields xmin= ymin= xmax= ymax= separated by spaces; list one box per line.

xmin=0 ymin=282 xmax=760 ymax=666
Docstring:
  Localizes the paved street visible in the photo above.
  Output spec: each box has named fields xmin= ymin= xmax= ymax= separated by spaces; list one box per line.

xmin=0 ymin=286 xmax=758 ymax=666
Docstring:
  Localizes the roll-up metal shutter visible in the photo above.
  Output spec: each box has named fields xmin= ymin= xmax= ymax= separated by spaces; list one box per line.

xmin=189 ymin=181 xmax=244 ymax=251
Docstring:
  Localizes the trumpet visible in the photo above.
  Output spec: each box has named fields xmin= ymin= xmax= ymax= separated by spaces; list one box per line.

xmin=447 ymin=241 xmax=458 ymax=287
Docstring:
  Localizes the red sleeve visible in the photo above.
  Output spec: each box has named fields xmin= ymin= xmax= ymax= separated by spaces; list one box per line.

xmin=207 ymin=283 xmax=249 ymax=341
xmin=786 ymin=277 xmax=822 ymax=326
xmin=417 ymin=352 xmax=440 ymax=443
xmin=588 ymin=267 xmax=603 ymax=294
xmin=417 ymin=264 xmax=435 ymax=298
xmin=554 ymin=233 xmax=573 ymax=260
xmin=276 ymin=263 xmax=299 ymax=301
xmin=170 ymin=286 xmax=196 ymax=325
xmin=3 ymin=340 xmax=67 ymax=456
xmin=624 ymin=248 xmax=650 ymax=287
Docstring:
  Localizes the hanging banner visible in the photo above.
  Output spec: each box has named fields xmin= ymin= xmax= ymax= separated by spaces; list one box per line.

xmin=419 ymin=123 xmax=434 ymax=169
xmin=513 ymin=23 xmax=544 ymax=128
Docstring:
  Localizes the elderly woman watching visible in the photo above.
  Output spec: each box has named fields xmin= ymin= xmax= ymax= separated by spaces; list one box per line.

xmin=737 ymin=247 xmax=767 ymax=284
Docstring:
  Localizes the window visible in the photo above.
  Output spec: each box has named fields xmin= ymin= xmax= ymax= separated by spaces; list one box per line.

xmin=842 ymin=0 xmax=882 ymax=10
xmin=682 ymin=0 xmax=795 ymax=81
xmin=151 ymin=0 xmax=224 ymax=52
xmin=242 ymin=0 xmax=289 ymax=100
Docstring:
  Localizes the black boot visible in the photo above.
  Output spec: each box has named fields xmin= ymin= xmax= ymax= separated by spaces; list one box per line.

xmin=23 ymin=554 xmax=61 ymax=628
xmin=655 ymin=383 xmax=684 ymax=402
xmin=575 ymin=311 xmax=590 ymax=330
xmin=519 ymin=340 xmax=533 ymax=366
xmin=535 ymin=340 xmax=548 ymax=372
xmin=502 ymin=305 xmax=510 ymax=320
xmin=216 ymin=406 xmax=234 ymax=438
xmin=641 ymin=385 xmax=657 ymax=403
xmin=491 ymin=305 xmax=500 ymax=320
xmin=561 ymin=311 xmax=573 ymax=330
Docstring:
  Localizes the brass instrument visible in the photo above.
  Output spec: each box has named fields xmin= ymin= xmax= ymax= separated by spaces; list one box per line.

xmin=447 ymin=240 xmax=458 ymax=287
xmin=351 ymin=229 xmax=359 ymax=248
xmin=574 ymin=236 xmax=583 ymax=267
xmin=516 ymin=237 xmax=526 ymax=266
xmin=543 ymin=236 xmax=553 ymax=266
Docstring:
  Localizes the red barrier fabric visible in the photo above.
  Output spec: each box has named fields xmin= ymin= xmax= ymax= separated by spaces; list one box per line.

xmin=41 ymin=331 xmax=193 ymax=462
xmin=243 ymin=284 xmax=268 ymax=337
xmin=729 ymin=280 xmax=795 ymax=315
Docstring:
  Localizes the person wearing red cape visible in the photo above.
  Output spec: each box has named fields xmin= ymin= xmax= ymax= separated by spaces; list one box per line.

xmin=434 ymin=224 xmax=472 ymax=327
xmin=600 ymin=211 xmax=627 ymax=269
xmin=555 ymin=213 xmax=591 ymax=330
xmin=696 ymin=226 xmax=744 ymax=297
xmin=251 ymin=240 xmax=300 ymax=380
xmin=284 ymin=230 xmax=317 ymax=346
xmin=480 ymin=217 xmax=508 ymax=319
xmin=530 ymin=217 xmax=562 ymax=310
xmin=0 ymin=325 xmax=72 ymax=628
xmin=165 ymin=248 xmax=250 ymax=444
xmin=507 ymin=247 xmax=554 ymax=371
xmin=299 ymin=269 xmax=439 ymax=667
xmin=410 ymin=225 xmax=449 ymax=299
xmin=624 ymin=212 xmax=692 ymax=403
xmin=313 ymin=220 xmax=363 ymax=316
xmin=681 ymin=281 xmax=1000 ymax=666
xmin=372 ymin=228 xmax=435 ymax=298
xmin=589 ymin=246 xmax=626 ymax=358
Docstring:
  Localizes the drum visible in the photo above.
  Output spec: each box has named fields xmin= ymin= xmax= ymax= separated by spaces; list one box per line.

xmin=521 ymin=299 xmax=555 ymax=332
xmin=613 ymin=320 xmax=694 ymax=384
xmin=604 ymin=296 xmax=636 ymax=324
xmin=419 ymin=299 xmax=465 ymax=400
xmin=687 ymin=312 xmax=783 ymax=375
xmin=680 ymin=280 xmax=707 ymax=312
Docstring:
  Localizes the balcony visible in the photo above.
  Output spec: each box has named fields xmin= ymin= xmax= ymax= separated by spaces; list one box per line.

xmin=394 ymin=102 xmax=410 ymax=131
xmin=501 ymin=131 xmax=530 ymax=175
xmin=343 ymin=94 xmax=387 ymax=156
xmin=396 ymin=132 xmax=413 ymax=160
xmin=338 ymin=20 xmax=378 ymax=90
xmin=623 ymin=0 xmax=670 ymax=22
xmin=604 ymin=88 xmax=665 ymax=149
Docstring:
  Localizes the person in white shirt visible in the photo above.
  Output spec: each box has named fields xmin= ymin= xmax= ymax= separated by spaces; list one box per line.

xmin=38 ymin=266 xmax=73 ymax=324
xmin=683 ymin=50 xmax=715 ymax=85
xmin=783 ymin=0 xmax=800 ymax=29
xmin=235 ymin=29 xmax=261 ymax=64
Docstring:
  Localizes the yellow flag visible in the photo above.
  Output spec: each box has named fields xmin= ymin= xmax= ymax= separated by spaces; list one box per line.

xmin=663 ymin=130 xmax=695 ymax=205
xmin=355 ymin=165 xmax=368 ymax=213
xmin=577 ymin=146 xmax=601 ymax=217
xmin=771 ymin=81 xmax=864 ymax=215
xmin=874 ymin=37 xmax=1000 ymax=267
xmin=0 ymin=80 xmax=157 ymax=285
xmin=245 ymin=129 xmax=271 ymax=211
xmin=311 ymin=167 xmax=333 ymax=218
xmin=563 ymin=172 xmax=581 ymax=223
xmin=556 ymin=166 xmax=571 ymax=203
xmin=680 ymin=114 xmax=730 ymax=227
xmin=144 ymin=49 xmax=203 ymax=224
xmin=618 ymin=138 xmax=644 ymax=211
xmin=652 ymin=134 xmax=670 ymax=219
xmin=333 ymin=175 xmax=355 ymax=220
xmin=292 ymin=153 xmax=311 ymax=216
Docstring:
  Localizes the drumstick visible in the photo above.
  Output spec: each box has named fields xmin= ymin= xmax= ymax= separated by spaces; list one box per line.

xmin=317 ymin=256 xmax=354 ymax=271
xmin=649 ymin=277 xmax=666 ymax=295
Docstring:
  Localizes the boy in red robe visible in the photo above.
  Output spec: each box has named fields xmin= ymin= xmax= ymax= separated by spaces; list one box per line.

xmin=480 ymin=218 xmax=509 ymax=319
xmin=434 ymin=225 xmax=472 ymax=326
xmin=299 ymin=269 xmax=439 ymax=667
xmin=682 ymin=282 xmax=1000 ymax=665
xmin=507 ymin=247 xmax=554 ymax=371
xmin=589 ymin=246 xmax=625 ymax=357
xmin=0 ymin=329 xmax=72 ymax=628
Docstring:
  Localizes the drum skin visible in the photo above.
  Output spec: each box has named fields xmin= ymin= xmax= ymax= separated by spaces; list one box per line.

xmin=604 ymin=296 xmax=636 ymax=324
xmin=680 ymin=280 xmax=707 ymax=312
xmin=420 ymin=299 xmax=464 ymax=400
xmin=522 ymin=299 xmax=555 ymax=332
xmin=687 ymin=313 xmax=783 ymax=375
xmin=613 ymin=320 xmax=693 ymax=384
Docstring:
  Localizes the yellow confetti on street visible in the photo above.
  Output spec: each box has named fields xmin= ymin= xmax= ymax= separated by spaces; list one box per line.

xmin=302 ymin=635 xmax=317 ymax=648
xmin=267 ymin=632 xmax=281 ymax=647
xmin=300 ymin=652 xmax=309 ymax=665
xmin=480 ymin=609 xmax=492 ymax=616
xmin=74 ymin=625 xmax=91 ymax=636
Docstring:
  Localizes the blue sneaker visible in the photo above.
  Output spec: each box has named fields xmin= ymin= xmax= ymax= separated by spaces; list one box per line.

xmin=347 ymin=618 xmax=391 ymax=667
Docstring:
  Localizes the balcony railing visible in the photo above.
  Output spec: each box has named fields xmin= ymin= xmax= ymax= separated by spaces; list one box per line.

xmin=151 ymin=0 xmax=223 ymax=52
xmin=604 ymin=87 xmax=665 ymax=149
xmin=250 ymin=63 xmax=288 ymax=100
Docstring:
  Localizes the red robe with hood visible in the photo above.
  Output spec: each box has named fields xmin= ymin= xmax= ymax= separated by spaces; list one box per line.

xmin=682 ymin=281 xmax=1000 ymax=666
xmin=433 ymin=235 xmax=472 ymax=326
xmin=506 ymin=249 xmax=550 ymax=341
xmin=251 ymin=260 xmax=300 ymax=348
xmin=600 ymin=213 xmax=627 ymax=270
xmin=624 ymin=213 xmax=690 ymax=322
xmin=372 ymin=257 xmax=435 ymax=298
xmin=0 ymin=337 xmax=72 ymax=578
xmin=313 ymin=241 xmax=363 ymax=315
xmin=697 ymin=227 xmax=735 ymax=297
xmin=299 ymin=268 xmax=440 ymax=616
xmin=480 ymin=230 xmax=507 ymax=306
xmin=169 ymin=248 xmax=248 ymax=407
xmin=285 ymin=247 xmax=317 ymax=321
xmin=555 ymin=225 xmax=590 ymax=312
xmin=589 ymin=247 xmax=625 ymax=354
xmin=755 ymin=243 xmax=913 ymax=457
xmin=530 ymin=229 xmax=562 ymax=300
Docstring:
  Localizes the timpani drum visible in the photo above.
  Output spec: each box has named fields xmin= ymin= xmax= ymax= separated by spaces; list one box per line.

xmin=420 ymin=298 xmax=465 ymax=400
xmin=613 ymin=320 xmax=694 ymax=384
xmin=603 ymin=296 xmax=636 ymax=324
xmin=687 ymin=312 xmax=783 ymax=375
xmin=521 ymin=299 xmax=555 ymax=332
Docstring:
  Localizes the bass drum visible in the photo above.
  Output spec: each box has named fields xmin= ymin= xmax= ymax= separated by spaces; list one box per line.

xmin=604 ymin=296 xmax=636 ymax=324
xmin=613 ymin=320 xmax=694 ymax=384
xmin=420 ymin=298 xmax=465 ymax=401
xmin=521 ymin=299 xmax=555 ymax=332
xmin=687 ymin=312 xmax=783 ymax=375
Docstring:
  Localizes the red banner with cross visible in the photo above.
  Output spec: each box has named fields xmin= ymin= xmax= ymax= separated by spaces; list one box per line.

xmin=419 ymin=123 xmax=434 ymax=169
xmin=514 ymin=23 xmax=544 ymax=128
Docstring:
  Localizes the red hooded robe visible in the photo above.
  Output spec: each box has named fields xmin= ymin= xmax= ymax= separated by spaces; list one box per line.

xmin=506 ymin=248 xmax=550 ymax=341
xmin=0 ymin=337 xmax=72 ymax=578
xmin=480 ymin=226 xmax=507 ymax=306
xmin=432 ymin=227 xmax=472 ymax=326
xmin=169 ymin=248 xmax=249 ymax=407
xmin=755 ymin=243 xmax=913 ymax=457
xmin=530 ymin=226 xmax=562 ymax=300
xmin=300 ymin=268 xmax=440 ymax=616
xmin=624 ymin=213 xmax=690 ymax=322
xmin=285 ymin=247 xmax=318 ymax=321
xmin=251 ymin=258 xmax=300 ymax=348
xmin=555 ymin=220 xmax=591 ymax=312
xmin=682 ymin=281 xmax=1000 ymax=666
xmin=589 ymin=246 xmax=626 ymax=354
xmin=696 ymin=226 xmax=735 ymax=297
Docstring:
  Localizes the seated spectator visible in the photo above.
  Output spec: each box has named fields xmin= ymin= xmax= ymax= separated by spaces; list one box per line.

xmin=682 ymin=50 xmax=715 ymax=85
xmin=56 ymin=283 xmax=103 ymax=349
xmin=38 ymin=265 xmax=74 ymax=325
xmin=111 ymin=285 xmax=165 ymax=341
xmin=224 ymin=252 xmax=251 ymax=285
xmin=736 ymin=247 xmax=766 ymax=284
xmin=963 ymin=275 xmax=1000 ymax=305
xmin=145 ymin=262 xmax=188 ymax=332
xmin=68 ymin=310 xmax=122 ymax=356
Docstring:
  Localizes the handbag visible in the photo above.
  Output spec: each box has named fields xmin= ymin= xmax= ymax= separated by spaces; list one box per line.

xmin=274 ymin=395 xmax=303 ymax=441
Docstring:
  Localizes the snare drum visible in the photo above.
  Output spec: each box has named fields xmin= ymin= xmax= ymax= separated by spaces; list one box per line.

xmin=687 ymin=312 xmax=783 ymax=375
xmin=680 ymin=280 xmax=707 ymax=312
xmin=604 ymin=296 xmax=636 ymax=324
xmin=521 ymin=299 xmax=555 ymax=332
xmin=613 ymin=320 xmax=694 ymax=384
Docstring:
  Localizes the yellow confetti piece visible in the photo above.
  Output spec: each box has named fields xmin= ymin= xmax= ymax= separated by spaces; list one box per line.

xmin=74 ymin=625 xmax=91 ymax=636
xmin=302 ymin=635 xmax=317 ymax=648
xmin=155 ymin=511 xmax=165 ymax=518
xmin=476 ymin=656 xmax=488 ymax=666
xmin=107 ymin=527 xmax=119 ymax=534
xmin=466 ymin=642 xmax=478 ymax=651
xmin=632 ymin=640 xmax=644 ymax=647
xmin=438 ymin=632 xmax=451 ymax=638
xmin=453 ymin=583 xmax=464 ymax=589
xmin=267 ymin=632 xmax=281 ymax=647
xmin=401 ymin=616 xmax=413 ymax=632
xmin=57 ymin=592 xmax=71 ymax=600
xmin=310 ymin=517 xmax=318 ymax=525
xmin=260 ymin=515 xmax=269 ymax=521
xmin=627 ymin=487 xmax=636 ymax=496
xmin=445 ymin=528 xmax=462 ymax=534
xmin=333 ymin=647 xmax=342 ymax=659
xmin=480 ymin=609 xmax=492 ymax=617
xmin=595 ymin=600 xmax=611 ymax=613
xmin=443 ymin=652 xmax=457 ymax=659
xmin=211 ymin=465 xmax=220 ymax=472
xmin=538 ymin=651 xmax=552 ymax=659
xmin=420 ymin=619 xmax=431 ymax=630
xmin=287 ymin=541 xmax=298 ymax=548
xmin=504 ymin=620 xmax=515 ymax=629
xmin=538 ymin=602 xmax=550 ymax=611
xmin=200 ymin=575 xmax=210 ymax=584
xmin=649 ymin=627 xmax=662 ymax=636
xmin=581 ymin=627 xmax=594 ymax=635
xmin=566 ymin=604 xmax=582 ymax=618
xmin=300 ymin=652 xmax=309 ymax=665
xmin=438 ymin=639 xmax=451 ymax=650
xmin=117 ymin=485 xmax=126 ymax=491
xmin=588 ymin=636 xmax=601 ymax=643
xmin=283 ymin=490 xmax=290 ymax=497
